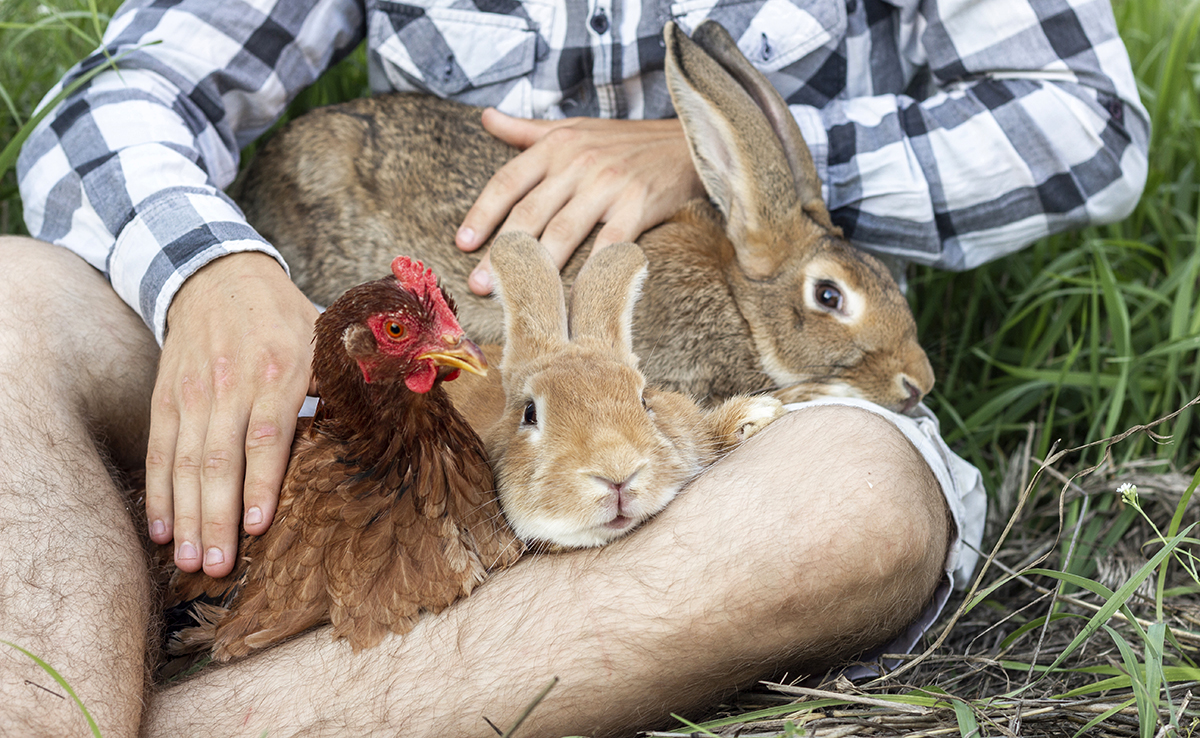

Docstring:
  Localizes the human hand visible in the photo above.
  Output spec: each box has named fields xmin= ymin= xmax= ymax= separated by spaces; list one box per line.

xmin=455 ymin=110 xmax=704 ymax=294
xmin=145 ymin=251 xmax=319 ymax=577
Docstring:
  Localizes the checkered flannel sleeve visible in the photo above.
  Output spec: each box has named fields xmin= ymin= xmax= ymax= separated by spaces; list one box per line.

xmin=16 ymin=0 xmax=364 ymax=343
xmin=785 ymin=0 xmax=1150 ymax=270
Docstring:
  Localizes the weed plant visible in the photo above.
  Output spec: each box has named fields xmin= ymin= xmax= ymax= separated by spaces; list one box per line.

xmin=2 ymin=0 xmax=1199 ymax=735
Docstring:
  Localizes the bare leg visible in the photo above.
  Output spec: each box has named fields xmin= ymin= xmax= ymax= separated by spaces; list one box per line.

xmin=145 ymin=405 xmax=950 ymax=737
xmin=0 ymin=237 xmax=158 ymax=737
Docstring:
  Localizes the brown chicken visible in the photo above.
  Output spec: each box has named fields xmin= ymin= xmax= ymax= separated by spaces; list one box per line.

xmin=166 ymin=256 xmax=523 ymax=661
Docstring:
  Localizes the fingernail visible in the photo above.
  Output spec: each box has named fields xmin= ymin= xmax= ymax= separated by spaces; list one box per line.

xmin=457 ymin=227 xmax=476 ymax=248
xmin=178 ymin=541 xmax=198 ymax=562
xmin=245 ymin=506 xmax=263 ymax=526
xmin=470 ymin=268 xmax=492 ymax=293
xmin=150 ymin=519 xmax=166 ymax=539
xmin=205 ymin=547 xmax=225 ymax=566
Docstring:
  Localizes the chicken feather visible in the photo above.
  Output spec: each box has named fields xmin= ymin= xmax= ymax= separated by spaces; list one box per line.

xmin=165 ymin=257 xmax=523 ymax=660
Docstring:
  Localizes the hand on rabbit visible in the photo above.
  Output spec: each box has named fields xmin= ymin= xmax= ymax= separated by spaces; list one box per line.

xmin=239 ymin=22 xmax=936 ymax=414
xmin=455 ymin=113 xmax=705 ymax=295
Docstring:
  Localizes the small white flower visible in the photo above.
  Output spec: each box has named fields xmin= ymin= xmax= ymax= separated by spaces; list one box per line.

xmin=1118 ymin=482 xmax=1140 ymax=509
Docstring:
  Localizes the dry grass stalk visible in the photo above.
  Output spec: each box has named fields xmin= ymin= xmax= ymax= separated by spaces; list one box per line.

xmin=645 ymin=400 xmax=1200 ymax=737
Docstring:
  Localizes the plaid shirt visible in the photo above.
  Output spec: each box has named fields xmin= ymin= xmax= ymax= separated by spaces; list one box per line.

xmin=18 ymin=0 xmax=1149 ymax=343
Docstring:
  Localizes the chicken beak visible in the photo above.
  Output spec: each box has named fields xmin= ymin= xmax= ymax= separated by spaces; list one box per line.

xmin=418 ymin=335 xmax=488 ymax=377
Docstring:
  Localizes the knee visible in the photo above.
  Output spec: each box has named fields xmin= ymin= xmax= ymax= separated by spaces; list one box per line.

xmin=0 ymin=238 xmax=81 ymax=347
xmin=1 ymin=240 xmax=85 ymax=373
xmin=835 ymin=410 xmax=949 ymax=588
xmin=0 ymin=236 xmax=148 ymax=354
xmin=0 ymin=237 xmax=157 ymax=420
xmin=660 ymin=405 xmax=954 ymax=672
xmin=0 ymin=237 xmax=101 ymax=320
xmin=743 ymin=405 xmax=952 ymax=620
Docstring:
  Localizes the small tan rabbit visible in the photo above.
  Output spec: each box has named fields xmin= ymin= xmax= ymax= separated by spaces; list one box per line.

xmin=476 ymin=232 xmax=781 ymax=550
xmin=237 ymin=21 xmax=934 ymax=413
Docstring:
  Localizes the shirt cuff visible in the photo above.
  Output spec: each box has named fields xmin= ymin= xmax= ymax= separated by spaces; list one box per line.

xmin=108 ymin=188 xmax=289 ymax=345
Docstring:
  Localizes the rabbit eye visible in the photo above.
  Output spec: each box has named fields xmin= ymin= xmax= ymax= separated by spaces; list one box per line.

xmin=522 ymin=400 xmax=538 ymax=426
xmin=814 ymin=282 xmax=843 ymax=312
xmin=641 ymin=393 xmax=649 ymax=411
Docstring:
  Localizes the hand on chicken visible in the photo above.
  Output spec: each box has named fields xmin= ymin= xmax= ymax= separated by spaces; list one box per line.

xmin=165 ymin=257 xmax=522 ymax=661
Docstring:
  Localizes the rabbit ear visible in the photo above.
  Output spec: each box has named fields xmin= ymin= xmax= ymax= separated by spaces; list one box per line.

xmin=567 ymin=242 xmax=648 ymax=360
xmin=488 ymin=232 xmax=569 ymax=361
xmin=688 ymin=21 xmax=832 ymax=230
xmin=665 ymin=21 xmax=833 ymax=278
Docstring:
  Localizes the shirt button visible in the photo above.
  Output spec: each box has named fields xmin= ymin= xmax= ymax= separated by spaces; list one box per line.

xmin=590 ymin=9 xmax=609 ymax=34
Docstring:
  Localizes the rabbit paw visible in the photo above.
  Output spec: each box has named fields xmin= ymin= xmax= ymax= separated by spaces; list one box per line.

xmin=710 ymin=395 xmax=785 ymax=448
xmin=734 ymin=396 xmax=785 ymax=441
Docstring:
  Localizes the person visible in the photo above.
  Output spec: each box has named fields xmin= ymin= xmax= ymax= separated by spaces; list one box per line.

xmin=1 ymin=0 xmax=1146 ymax=734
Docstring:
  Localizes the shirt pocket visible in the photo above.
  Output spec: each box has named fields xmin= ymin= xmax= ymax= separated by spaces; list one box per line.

xmin=669 ymin=0 xmax=846 ymax=72
xmin=368 ymin=0 xmax=542 ymax=97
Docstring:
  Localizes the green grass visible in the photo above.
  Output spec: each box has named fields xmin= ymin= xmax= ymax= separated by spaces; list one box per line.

xmin=1 ymin=639 xmax=103 ymax=737
xmin=911 ymin=0 xmax=1200 ymax=488
xmin=2 ymin=0 xmax=1199 ymax=735
xmin=1 ymin=0 xmax=114 ymax=232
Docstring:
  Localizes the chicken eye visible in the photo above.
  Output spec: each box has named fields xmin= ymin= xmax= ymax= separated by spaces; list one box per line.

xmin=814 ymin=282 xmax=843 ymax=312
xmin=385 ymin=321 xmax=407 ymax=339
xmin=522 ymin=400 xmax=538 ymax=426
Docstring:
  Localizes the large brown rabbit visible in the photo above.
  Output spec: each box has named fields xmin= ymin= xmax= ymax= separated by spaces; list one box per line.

xmin=237 ymin=21 xmax=935 ymax=413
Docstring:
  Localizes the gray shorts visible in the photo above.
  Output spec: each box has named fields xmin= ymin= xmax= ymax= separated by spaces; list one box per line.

xmin=781 ymin=397 xmax=987 ymax=673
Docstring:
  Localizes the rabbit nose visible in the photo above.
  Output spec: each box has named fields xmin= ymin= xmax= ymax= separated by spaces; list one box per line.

xmin=596 ymin=474 xmax=640 ymax=530
xmin=595 ymin=474 xmax=631 ymax=495
xmin=899 ymin=378 xmax=922 ymax=414
xmin=594 ymin=472 xmax=639 ymax=509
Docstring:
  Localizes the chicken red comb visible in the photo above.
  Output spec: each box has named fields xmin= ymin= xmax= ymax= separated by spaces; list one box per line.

xmin=391 ymin=256 xmax=440 ymax=299
xmin=390 ymin=255 xmax=461 ymax=334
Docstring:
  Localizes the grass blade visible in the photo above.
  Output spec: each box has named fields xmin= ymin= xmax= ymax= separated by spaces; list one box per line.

xmin=1103 ymin=624 xmax=1157 ymax=738
xmin=0 ymin=639 xmax=102 ymax=738
xmin=0 ymin=43 xmax=155 ymax=181
xmin=1071 ymin=698 xmax=1137 ymax=738
xmin=1013 ymin=523 xmax=1193 ymax=684
xmin=952 ymin=698 xmax=980 ymax=738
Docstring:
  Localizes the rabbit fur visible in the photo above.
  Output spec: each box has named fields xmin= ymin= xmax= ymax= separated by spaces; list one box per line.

xmin=478 ymin=232 xmax=783 ymax=549
xmin=236 ymin=21 xmax=935 ymax=413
